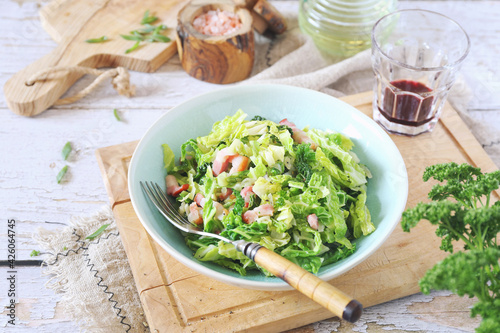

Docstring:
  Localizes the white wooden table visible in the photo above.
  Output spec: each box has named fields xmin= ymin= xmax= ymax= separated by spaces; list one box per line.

xmin=1 ymin=1 xmax=499 ymax=332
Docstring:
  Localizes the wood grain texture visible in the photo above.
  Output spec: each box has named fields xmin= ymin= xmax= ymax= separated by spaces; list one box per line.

xmin=253 ymin=0 xmax=287 ymax=34
xmin=95 ymin=141 xmax=138 ymax=208
xmin=176 ymin=0 xmax=255 ymax=84
xmin=4 ymin=0 xmax=189 ymax=117
xmin=95 ymin=91 xmax=499 ymax=332
xmin=3 ymin=1 xmax=500 ymax=332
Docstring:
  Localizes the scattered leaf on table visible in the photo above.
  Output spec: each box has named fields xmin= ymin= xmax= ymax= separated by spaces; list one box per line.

xmin=57 ymin=165 xmax=68 ymax=184
xmin=141 ymin=10 xmax=158 ymax=25
xmin=62 ymin=141 xmax=72 ymax=160
xmin=113 ymin=108 xmax=122 ymax=121
xmin=85 ymin=36 xmax=109 ymax=43
xmin=86 ymin=223 xmax=111 ymax=240
xmin=121 ymin=34 xmax=144 ymax=42
xmin=125 ymin=41 xmax=142 ymax=54
xmin=149 ymin=34 xmax=171 ymax=43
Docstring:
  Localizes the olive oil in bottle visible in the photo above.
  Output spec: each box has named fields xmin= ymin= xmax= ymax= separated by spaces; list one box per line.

xmin=299 ymin=0 xmax=397 ymax=58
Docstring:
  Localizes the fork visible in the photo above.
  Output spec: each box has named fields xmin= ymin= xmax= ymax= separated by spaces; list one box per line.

xmin=140 ymin=181 xmax=363 ymax=323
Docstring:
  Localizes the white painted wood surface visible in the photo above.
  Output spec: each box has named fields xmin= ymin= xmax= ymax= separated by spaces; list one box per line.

xmin=0 ymin=0 xmax=498 ymax=332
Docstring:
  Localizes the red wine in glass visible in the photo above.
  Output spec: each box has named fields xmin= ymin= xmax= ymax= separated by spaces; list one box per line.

xmin=379 ymin=80 xmax=434 ymax=127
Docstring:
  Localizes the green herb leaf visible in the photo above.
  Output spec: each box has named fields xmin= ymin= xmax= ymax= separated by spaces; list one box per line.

xmin=86 ymin=224 xmax=111 ymax=241
xmin=141 ymin=10 xmax=158 ymax=25
xmin=57 ymin=165 xmax=69 ymax=184
xmin=149 ymin=34 xmax=171 ymax=43
xmin=113 ymin=108 xmax=121 ymax=121
xmin=85 ymin=36 xmax=109 ymax=43
xmin=401 ymin=162 xmax=500 ymax=331
xmin=134 ymin=24 xmax=156 ymax=34
xmin=63 ymin=246 xmax=68 ymax=251
xmin=153 ymin=25 xmax=163 ymax=34
xmin=125 ymin=41 xmax=142 ymax=54
xmin=62 ymin=141 xmax=72 ymax=160
xmin=142 ymin=17 xmax=158 ymax=24
xmin=121 ymin=34 xmax=144 ymax=41
xmin=30 ymin=250 xmax=40 ymax=257
xmin=130 ymin=30 xmax=144 ymax=37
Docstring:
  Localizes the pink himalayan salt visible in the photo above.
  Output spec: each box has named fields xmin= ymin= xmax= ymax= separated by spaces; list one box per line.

xmin=192 ymin=9 xmax=242 ymax=36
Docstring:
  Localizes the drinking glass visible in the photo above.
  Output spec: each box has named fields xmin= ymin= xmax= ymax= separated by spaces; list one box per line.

xmin=371 ymin=9 xmax=470 ymax=136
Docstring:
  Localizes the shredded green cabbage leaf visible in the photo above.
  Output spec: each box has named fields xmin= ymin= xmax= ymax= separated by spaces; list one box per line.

xmin=162 ymin=110 xmax=374 ymax=276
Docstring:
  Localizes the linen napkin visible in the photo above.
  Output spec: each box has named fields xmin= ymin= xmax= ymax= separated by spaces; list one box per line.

xmin=34 ymin=8 xmax=499 ymax=333
xmin=34 ymin=206 xmax=148 ymax=332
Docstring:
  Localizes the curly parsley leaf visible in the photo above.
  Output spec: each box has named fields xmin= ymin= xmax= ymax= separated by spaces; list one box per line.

xmin=401 ymin=162 xmax=500 ymax=332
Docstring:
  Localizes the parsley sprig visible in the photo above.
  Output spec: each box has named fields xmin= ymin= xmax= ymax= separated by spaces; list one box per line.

xmin=401 ymin=162 xmax=500 ymax=333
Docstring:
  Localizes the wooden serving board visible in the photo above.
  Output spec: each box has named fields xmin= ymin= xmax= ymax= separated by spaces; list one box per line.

xmin=4 ymin=0 xmax=189 ymax=117
xmin=95 ymin=91 xmax=499 ymax=333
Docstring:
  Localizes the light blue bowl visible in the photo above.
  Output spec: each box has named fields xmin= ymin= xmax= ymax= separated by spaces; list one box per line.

xmin=128 ymin=84 xmax=408 ymax=290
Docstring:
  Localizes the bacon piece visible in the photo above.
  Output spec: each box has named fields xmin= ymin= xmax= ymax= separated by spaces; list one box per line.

xmin=229 ymin=155 xmax=250 ymax=174
xmin=166 ymin=175 xmax=189 ymax=197
xmin=212 ymin=148 xmax=237 ymax=176
xmin=307 ymin=213 xmax=319 ymax=230
xmin=242 ymin=203 xmax=274 ymax=224
xmin=195 ymin=193 xmax=206 ymax=207
xmin=279 ymin=119 xmax=317 ymax=150
xmin=218 ymin=188 xmax=233 ymax=201
xmin=253 ymin=204 xmax=274 ymax=216
xmin=188 ymin=202 xmax=203 ymax=225
xmin=241 ymin=185 xmax=253 ymax=197
xmin=213 ymin=201 xmax=226 ymax=220
xmin=194 ymin=193 xmax=226 ymax=220
xmin=212 ymin=148 xmax=251 ymax=176
xmin=240 ymin=186 xmax=254 ymax=208
xmin=242 ymin=210 xmax=258 ymax=224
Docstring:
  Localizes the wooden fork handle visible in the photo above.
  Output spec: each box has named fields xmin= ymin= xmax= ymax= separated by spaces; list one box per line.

xmin=251 ymin=246 xmax=362 ymax=323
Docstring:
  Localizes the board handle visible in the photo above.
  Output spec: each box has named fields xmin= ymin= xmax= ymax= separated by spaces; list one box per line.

xmin=250 ymin=245 xmax=362 ymax=322
xmin=3 ymin=42 xmax=90 ymax=117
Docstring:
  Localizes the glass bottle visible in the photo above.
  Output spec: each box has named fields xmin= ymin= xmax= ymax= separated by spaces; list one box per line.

xmin=299 ymin=0 xmax=397 ymax=58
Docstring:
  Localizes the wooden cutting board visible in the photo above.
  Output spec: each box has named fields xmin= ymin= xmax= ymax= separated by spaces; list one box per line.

xmin=4 ymin=0 xmax=189 ymax=117
xmin=96 ymin=91 xmax=499 ymax=332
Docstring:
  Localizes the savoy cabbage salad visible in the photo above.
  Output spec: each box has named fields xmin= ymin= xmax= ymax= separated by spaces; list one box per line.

xmin=161 ymin=110 xmax=375 ymax=277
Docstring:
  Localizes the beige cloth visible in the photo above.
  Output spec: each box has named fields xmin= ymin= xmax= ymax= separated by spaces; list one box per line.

xmin=34 ymin=206 xmax=148 ymax=332
xmin=34 ymin=9 xmax=499 ymax=333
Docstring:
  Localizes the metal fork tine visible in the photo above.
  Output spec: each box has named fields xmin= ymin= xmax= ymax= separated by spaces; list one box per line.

xmin=140 ymin=180 xmax=231 ymax=244
xmin=151 ymin=182 xmax=181 ymax=223
xmin=144 ymin=181 xmax=190 ymax=227
xmin=152 ymin=182 xmax=191 ymax=226
xmin=144 ymin=182 xmax=167 ymax=210
xmin=140 ymin=181 xmax=165 ymax=215
xmin=141 ymin=182 xmax=181 ymax=227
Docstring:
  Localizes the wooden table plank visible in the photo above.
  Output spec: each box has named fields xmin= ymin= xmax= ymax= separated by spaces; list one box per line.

xmin=2 ymin=0 xmax=499 ymax=332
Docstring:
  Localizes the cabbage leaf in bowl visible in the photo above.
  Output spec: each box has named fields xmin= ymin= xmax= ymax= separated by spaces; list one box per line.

xmin=161 ymin=110 xmax=374 ymax=276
